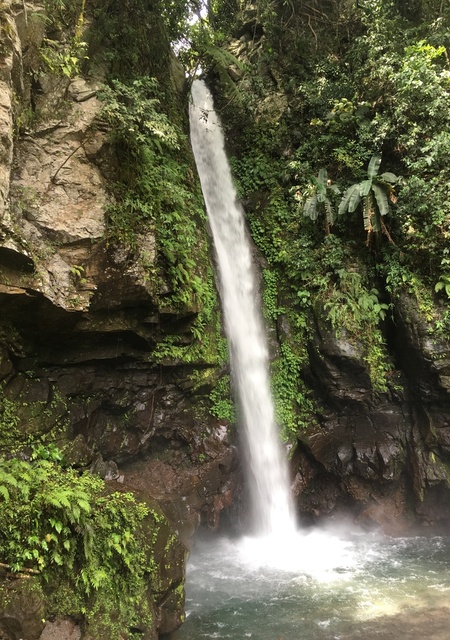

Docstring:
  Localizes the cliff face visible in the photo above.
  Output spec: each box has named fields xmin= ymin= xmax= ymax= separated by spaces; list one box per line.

xmin=0 ymin=1 xmax=237 ymax=638
xmin=207 ymin=1 xmax=450 ymax=534
xmin=293 ymin=293 xmax=450 ymax=533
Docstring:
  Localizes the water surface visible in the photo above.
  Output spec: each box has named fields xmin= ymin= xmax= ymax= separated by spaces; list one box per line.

xmin=174 ymin=528 xmax=450 ymax=640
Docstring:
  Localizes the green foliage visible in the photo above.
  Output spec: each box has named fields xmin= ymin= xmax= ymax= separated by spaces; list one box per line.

xmin=298 ymin=168 xmax=340 ymax=232
xmin=159 ymin=0 xmax=196 ymax=43
xmin=272 ymin=342 xmax=315 ymax=441
xmin=262 ymin=269 xmax=286 ymax=321
xmin=98 ymin=78 xmax=180 ymax=152
xmin=0 ymin=395 xmax=21 ymax=451
xmin=99 ymin=75 xmax=221 ymax=363
xmin=323 ymin=268 xmax=393 ymax=392
xmin=435 ymin=275 xmax=450 ymax=299
xmin=176 ymin=4 xmax=244 ymax=88
xmin=43 ymin=0 xmax=84 ymax=33
xmin=31 ymin=443 xmax=64 ymax=463
xmin=326 ymin=97 xmax=371 ymax=132
xmin=381 ymin=252 xmax=436 ymax=319
xmin=209 ymin=374 xmax=236 ymax=423
xmin=0 ymin=381 xmax=69 ymax=455
xmin=40 ymin=39 xmax=87 ymax=78
xmin=325 ymin=271 xmax=390 ymax=328
xmin=363 ymin=334 xmax=392 ymax=394
xmin=0 ymin=456 xmax=165 ymax=637
xmin=41 ymin=0 xmax=87 ymax=78
xmin=348 ymin=27 xmax=450 ymax=273
xmin=338 ymin=154 xmax=400 ymax=240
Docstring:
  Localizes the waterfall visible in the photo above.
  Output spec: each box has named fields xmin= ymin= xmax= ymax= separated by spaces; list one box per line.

xmin=189 ymin=80 xmax=296 ymax=537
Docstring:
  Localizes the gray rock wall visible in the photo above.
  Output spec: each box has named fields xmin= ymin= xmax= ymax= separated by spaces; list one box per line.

xmin=0 ymin=3 xmax=237 ymax=637
xmin=293 ymin=294 xmax=450 ymax=533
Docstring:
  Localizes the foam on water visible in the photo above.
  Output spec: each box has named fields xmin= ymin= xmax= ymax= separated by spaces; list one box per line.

xmin=235 ymin=529 xmax=357 ymax=579
xmin=176 ymin=533 xmax=450 ymax=639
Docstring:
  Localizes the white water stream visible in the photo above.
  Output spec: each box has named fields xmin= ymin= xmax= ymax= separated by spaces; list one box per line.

xmin=183 ymin=80 xmax=450 ymax=640
xmin=189 ymin=79 xmax=296 ymax=537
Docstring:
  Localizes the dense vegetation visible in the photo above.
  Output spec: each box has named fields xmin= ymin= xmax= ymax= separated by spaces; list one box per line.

xmin=1 ymin=0 xmax=449 ymax=634
xmin=168 ymin=0 xmax=450 ymax=437
xmin=0 ymin=452 xmax=172 ymax=636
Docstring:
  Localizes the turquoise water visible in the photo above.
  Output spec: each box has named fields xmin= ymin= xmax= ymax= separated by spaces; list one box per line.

xmin=173 ymin=529 xmax=450 ymax=639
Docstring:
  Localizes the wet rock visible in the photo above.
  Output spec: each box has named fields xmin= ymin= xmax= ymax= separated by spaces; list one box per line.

xmin=39 ymin=619 xmax=81 ymax=640
xmin=0 ymin=576 xmax=45 ymax=640
xmin=292 ymin=295 xmax=450 ymax=531
xmin=121 ymin=424 xmax=240 ymax=548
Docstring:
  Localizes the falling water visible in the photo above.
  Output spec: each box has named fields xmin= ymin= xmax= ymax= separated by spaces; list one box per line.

xmin=181 ymin=80 xmax=450 ymax=640
xmin=189 ymin=79 xmax=296 ymax=536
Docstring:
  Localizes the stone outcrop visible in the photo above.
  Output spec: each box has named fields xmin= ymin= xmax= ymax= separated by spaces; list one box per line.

xmin=0 ymin=0 xmax=21 ymax=215
xmin=0 ymin=2 xmax=237 ymax=637
xmin=0 ymin=1 xmax=235 ymax=525
xmin=292 ymin=294 xmax=450 ymax=533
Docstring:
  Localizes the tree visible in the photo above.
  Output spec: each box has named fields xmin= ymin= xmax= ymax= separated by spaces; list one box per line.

xmin=338 ymin=154 xmax=400 ymax=243
xmin=302 ymin=168 xmax=340 ymax=235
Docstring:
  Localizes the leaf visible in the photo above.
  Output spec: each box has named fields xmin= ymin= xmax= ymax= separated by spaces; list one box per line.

xmin=372 ymin=183 xmax=390 ymax=216
xmin=77 ymin=498 xmax=91 ymax=513
xmin=54 ymin=521 xmax=63 ymax=534
xmin=317 ymin=186 xmax=326 ymax=203
xmin=348 ymin=185 xmax=362 ymax=212
xmin=367 ymin=153 xmax=382 ymax=178
xmin=303 ymin=194 xmax=318 ymax=220
xmin=380 ymin=172 xmax=399 ymax=184
xmin=338 ymin=186 xmax=354 ymax=216
xmin=317 ymin=168 xmax=328 ymax=185
xmin=359 ymin=178 xmax=372 ymax=197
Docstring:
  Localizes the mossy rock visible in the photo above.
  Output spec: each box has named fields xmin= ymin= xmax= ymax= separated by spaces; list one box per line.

xmin=0 ymin=576 xmax=45 ymax=640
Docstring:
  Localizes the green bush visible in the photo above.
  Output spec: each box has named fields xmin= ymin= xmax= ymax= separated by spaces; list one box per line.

xmin=0 ymin=457 xmax=165 ymax=637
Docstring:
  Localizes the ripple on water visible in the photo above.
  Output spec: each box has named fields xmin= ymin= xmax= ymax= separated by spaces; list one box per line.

xmin=174 ymin=531 xmax=450 ymax=640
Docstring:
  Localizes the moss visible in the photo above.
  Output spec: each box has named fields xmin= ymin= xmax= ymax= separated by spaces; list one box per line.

xmin=0 ymin=380 xmax=70 ymax=455
xmin=0 ymin=457 xmax=184 ymax=638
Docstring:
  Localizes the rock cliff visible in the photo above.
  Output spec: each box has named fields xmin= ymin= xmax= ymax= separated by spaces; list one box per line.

xmin=209 ymin=1 xmax=450 ymax=535
xmin=0 ymin=1 xmax=237 ymax=637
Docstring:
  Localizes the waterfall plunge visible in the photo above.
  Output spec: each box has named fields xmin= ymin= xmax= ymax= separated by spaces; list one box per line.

xmin=189 ymin=80 xmax=296 ymax=537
